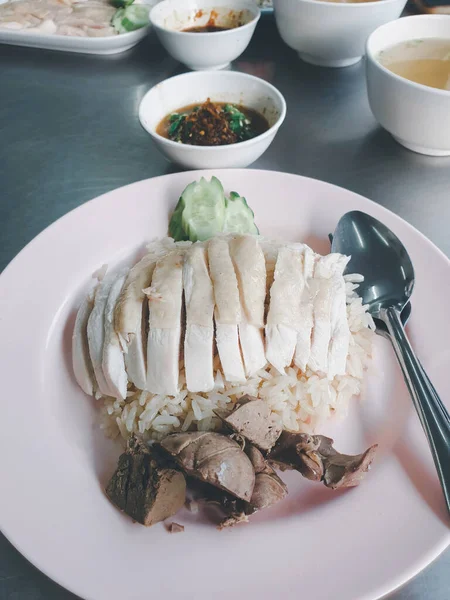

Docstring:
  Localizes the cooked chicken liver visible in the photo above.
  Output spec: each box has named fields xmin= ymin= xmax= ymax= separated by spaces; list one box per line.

xmin=106 ymin=437 xmax=186 ymax=526
xmin=250 ymin=469 xmax=287 ymax=512
xmin=105 ymin=427 xmax=378 ymax=530
xmin=160 ymin=432 xmax=255 ymax=502
xmin=224 ymin=396 xmax=283 ymax=451
xmin=243 ymin=445 xmax=287 ymax=513
xmin=245 ymin=444 xmax=267 ymax=474
xmin=200 ymin=444 xmax=288 ymax=528
xmin=270 ymin=432 xmax=378 ymax=489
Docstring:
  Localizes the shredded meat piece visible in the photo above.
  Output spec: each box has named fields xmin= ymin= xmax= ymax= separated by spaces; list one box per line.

xmin=166 ymin=522 xmax=185 ymax=533
xmin=181 ymin=99 xmax=238 ymax=146
xmin=269 ymin=433 xmax=378 ymax=489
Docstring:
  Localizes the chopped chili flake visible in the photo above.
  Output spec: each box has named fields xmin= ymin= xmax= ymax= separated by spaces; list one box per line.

xmin=157 ymin=99 xmax=270 ymax=146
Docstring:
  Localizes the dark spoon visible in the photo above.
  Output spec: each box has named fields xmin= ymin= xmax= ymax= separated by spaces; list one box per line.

xmin=327 ymin=246 xmax=447 ymax=450
xmin=331 ymin=211 xmax=450 ymax=515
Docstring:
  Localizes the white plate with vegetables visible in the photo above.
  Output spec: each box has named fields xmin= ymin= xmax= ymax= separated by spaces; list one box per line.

xmin=257 ymin=0 xmax=273 ymax=13
xmin=0 ymin=169 xmax=449 ymax=600
xmin=0 ymin=0 xmax=156 ymax=55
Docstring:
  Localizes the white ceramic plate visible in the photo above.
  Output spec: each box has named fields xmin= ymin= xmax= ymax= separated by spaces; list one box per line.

xmin=0 ymin=170 xmax=449 ymax=600
xmin=0 ymin=0 xmax=156 ymax=54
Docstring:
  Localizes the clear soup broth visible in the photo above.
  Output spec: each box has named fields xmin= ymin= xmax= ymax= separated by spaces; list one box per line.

xmin=379 ymin=38 xmax=450 ymax=91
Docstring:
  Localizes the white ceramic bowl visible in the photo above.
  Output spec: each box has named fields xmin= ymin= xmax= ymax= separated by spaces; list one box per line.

xmin=138 ymin=70 xmax=286 ymax=169
xmin=273 ymin=0 xmax=408 ymax=68
xmin=149 ymin=0 xmax=260 ymax=71
xmin=366 ymin=15 xmax=450 ymax=156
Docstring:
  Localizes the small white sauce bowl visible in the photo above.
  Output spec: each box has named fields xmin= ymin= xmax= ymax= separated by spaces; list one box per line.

xmin=273 ymin=0 xmax=407 ymax=68
xmin=366 ymin=15 xmax=450 ymax=156
xmin=138 ymin=70 xmax=286 ymax=169
xmin=149 ymin=0 xmax=260 ymax=71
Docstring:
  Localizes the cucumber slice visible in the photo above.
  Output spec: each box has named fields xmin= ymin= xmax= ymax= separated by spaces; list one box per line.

xmin=223 ymin=192 xmax=259 ymax=235
xmin=169 ymin=177 xmax=226 ymax=242
xmin=112 ymin=8 xmax=125 ymax=32
xmin=112 ymin=4 xmax=149 ymax=33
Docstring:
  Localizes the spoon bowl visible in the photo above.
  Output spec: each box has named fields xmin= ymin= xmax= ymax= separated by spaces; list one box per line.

xmin=332 ymin=210 xmax=414 ymax=315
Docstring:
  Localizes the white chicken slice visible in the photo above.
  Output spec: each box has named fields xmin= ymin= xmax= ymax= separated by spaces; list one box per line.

xmin=114 ymin=253 xmax=158 ymax=347
xmin=102 ymin=271 xmax=128 ymax=400
xmin=146 ymin=251 xmax=184 ymax=396
xmin=87 ymin=270 xmax=117 ymax=397
xmin=229 ymin=236 xmax=266 ymax=326
xmin=294 ymin=245 xmax=315 ymax=371
xmin=260 ymin=239 xmax=280 ymax=301
xmin=308 ymin=277 xmax=334 ymax=374
xmin=26 ymin=19 xmax=57 ymax=34
xmin=183 ymin=245 xmax=215 ymax=393
xmin=72 ymin=291 xmax=96 ymax=396
xmin=85 ymin=25 xmax=115 ymax=37
xmin=237 ymin=322 xmax=265 ymax=376
xmin=208 ymin=237 xmax=245 ymax=383
xmin=266 ymin=246 xmax=304 ymax=373
xmin=0 ymin=22 xmax=27 ymax=29
xmin=124 ymin=301 xmax=147 ymax=390
xmin=55 ymin=23 xmax=87 ymax=35
xmin=215 ymin=324 xmax=246 ymax=382
xmin=328 ymin=276 xmax=350 ymax=379
xmin=229 ymin=235 xmax=266 ymax=376
xmin=314 ymin=252 xmax=350 ymax=279
xmin=308 ymin=252 xmax=350 ymax=375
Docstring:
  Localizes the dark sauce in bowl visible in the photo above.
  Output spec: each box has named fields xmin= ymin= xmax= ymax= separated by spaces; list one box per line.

xmin=180 ymin=9 xmax=248 ymax=34
xmin=182 ymin=25 xmax=229 ymax=32
xmin=156 ymin=99 xmax=270 ymax=146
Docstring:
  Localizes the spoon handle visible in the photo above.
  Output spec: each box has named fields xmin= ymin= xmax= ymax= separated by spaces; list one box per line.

xmin=381 ymin=306 xmax=450 ymax=515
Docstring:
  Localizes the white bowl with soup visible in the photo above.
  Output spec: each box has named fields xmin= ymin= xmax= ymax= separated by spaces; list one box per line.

xmin=138 ymin=70 xmax=286 ymax=169
xmin=150 ymin=0 xmax=260 ymax=71
xmin=366 ymin=15 xmax=450 ymax=156
xmin=273 ymin=0 xmax=408 ymax=68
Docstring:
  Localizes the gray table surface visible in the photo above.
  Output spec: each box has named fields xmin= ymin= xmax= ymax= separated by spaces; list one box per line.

xmin=0 ymin=15 xmax=449 ymax=600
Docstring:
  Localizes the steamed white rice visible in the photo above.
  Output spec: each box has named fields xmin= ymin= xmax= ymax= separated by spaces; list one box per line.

xmin=100 ymin=274 xmax=375 ymax=443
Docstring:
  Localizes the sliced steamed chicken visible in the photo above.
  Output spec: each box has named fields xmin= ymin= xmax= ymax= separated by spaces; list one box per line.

xmin=114 ymin=253 xmax=158 ymax=390
xmin=87 ymin=270 xmax=117 ymax=397
xmin=229 ymin=235 xmax=266 ymax=376
xmin=124 ymin=305 xmax=147 ymax=391
xmin=260 ymin=239 xmax=280 ymax=301
xmin=145 ymin=251 xmax=184 ymax=396
xmin=309 ymin=253 xmax=350 ymax=377
xmin=72 ymin=290 xmax=97 ymax=396
xmin=266 ymin=245 xmax=304 ymax=373
xmin=183 ymin=244 xmax=215 ymax=393
xmin=308 ymin=278 xmax=334 ymax=374
xmin=293 ymin=245 xmax=315 ymax=371
xmin=314 ymin=253 xmax=350 ymax=280
xmin=208 ymin=237 xmax=246 ymax=383
xmin=328 ymin=275 xmax=350 ymax=379
xmin=102 ymin=270 xmax=128 ymax=400
xmin=317 ymin=253 xmax=351 ymax=379
xmin=115 ymin=252 xmax=157 ymax=344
